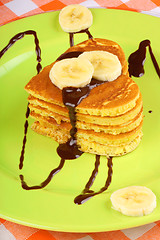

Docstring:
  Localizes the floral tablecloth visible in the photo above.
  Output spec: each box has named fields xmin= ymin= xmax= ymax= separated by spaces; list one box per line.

xmin=1 ymin=0 xmax=160 ymax=239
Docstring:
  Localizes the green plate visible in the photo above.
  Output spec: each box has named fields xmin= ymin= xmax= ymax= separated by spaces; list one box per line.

xmin=1 ymin=9 xmax=160 ymax=232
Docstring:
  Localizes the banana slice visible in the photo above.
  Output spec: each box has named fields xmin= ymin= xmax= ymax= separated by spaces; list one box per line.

xmin=110 ymin=186 xmax=156 ymax=217
xmin=49 ymin=58 xmax=94 ymax=89
xmin=78 ymin=50 xmax=122 ymax=81
xmin=59 ymin=4 xmax=93 ymax=33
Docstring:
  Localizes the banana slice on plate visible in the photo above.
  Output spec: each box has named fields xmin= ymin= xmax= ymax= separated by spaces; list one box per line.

xmin=78 ymin=50 xmax=122 ymax=81
xmin=49 ymin=58 xmax=94 ymax=89
xmin=110 ymin=186 xmax=156 ymax=217
xmin=59 ymin=4 xmax=93 ymax=33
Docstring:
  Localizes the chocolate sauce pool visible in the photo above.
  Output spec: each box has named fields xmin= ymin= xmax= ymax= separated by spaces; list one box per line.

xmin=1 ymin=31 xmax=160 ymax=204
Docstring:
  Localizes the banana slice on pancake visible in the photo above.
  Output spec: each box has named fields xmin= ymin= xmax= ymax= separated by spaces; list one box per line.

xmin=78 ymin=51 xmax=122 ymax=81
xmin=49 ymin=58 xmax=94 ymax=89
xmin=110 ymin=186 xmax=156 ymax=216
xmin=59 ymin=4 xmax=93 ymax=33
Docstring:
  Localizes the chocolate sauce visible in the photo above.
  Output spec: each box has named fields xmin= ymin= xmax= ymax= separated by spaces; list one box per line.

xmin=69 ymin=33 xmax=74 ymax=47
xmin=0 ymin=30 xmax=42 ymax=170
xmin=57 ymin=84 xmax=90 ymax=159
xmin=69 ymin=28 xmax=93 ymax=47
xmin=128 ymin=40 xmax=160 ymax=78
xmin=61 ymin=78 xmax=105 ymax=108
xmin=74 ymin=156 xmax=113 ymax=205
xmin=0 ymin=30 xmax=42 ymax=74
xmin=148 ymin=45 xmax=160 ymax=78
xmin=19 ymin=105 xmax=30 ymax=170
xmin=57 ymin=79 xmax=105 ymax=160
xmin=19 ymin=158 xmax=65 ymax=190
xmin=83 ymin=154 xmax=100 ymax=193
xmin=57 ymin=105 xmax=83 ymax=160
xmin=56 ymin=51 xmax=83 ymax=61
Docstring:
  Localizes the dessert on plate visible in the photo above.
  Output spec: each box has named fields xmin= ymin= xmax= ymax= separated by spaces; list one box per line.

xmin=1 ymin=4 xmax=158 ymax=213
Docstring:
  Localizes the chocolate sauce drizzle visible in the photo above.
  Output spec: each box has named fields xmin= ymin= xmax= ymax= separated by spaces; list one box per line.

xmin=74 ymin=156 xmax=113 ymax=204
xmin=128 ymin=39 xmax=160 ymax=78
xmin=69 ymin=28 xmax=93 ymax=47
xmin=57 ymin=103 xmax=83 ymax=160
xmin=0 ymin=30 xmax=42 ymax=170
xmin=19 ymin=158 xmax=65 ymax=190
xmin=57 ymin=79 xmax=105 ymax=160
xmin=0 ymin=30 xmax=42 ymax=74
xmin=19 ymin=105 xmax=30 ymax=170
xmin=82 ymin=154 xmax=100 ymax=193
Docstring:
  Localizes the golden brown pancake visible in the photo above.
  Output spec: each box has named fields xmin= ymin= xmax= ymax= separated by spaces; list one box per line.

xmin=28 ymin=92 xmax=143 ymax=126
xmin=25 ymin=72 xmax=140 ymax=117
xmin=30 ymin=118 xmax=143 ymax=156
xmin=29 ymin=104 xmax=143 ymax=134
xmin=24 ymin=38 xmax=143 ymax=156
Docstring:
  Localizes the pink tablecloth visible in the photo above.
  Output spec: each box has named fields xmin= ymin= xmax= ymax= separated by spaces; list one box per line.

xmin=1 ymin=0 xmax=160 ymax=239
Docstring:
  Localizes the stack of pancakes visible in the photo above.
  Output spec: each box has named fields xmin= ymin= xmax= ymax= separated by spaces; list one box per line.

xmin=25 ymin=38 xmax=143 ymax=156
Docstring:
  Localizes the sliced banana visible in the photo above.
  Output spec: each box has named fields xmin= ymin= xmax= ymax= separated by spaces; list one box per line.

xmin=59 ymin=4 xmax=93 ymax=33
xmin=78 ymin=50 xmax=122 ymax=81
xmin=110 ymin=186 xmax=156 ymax=217
xmin=49 ymin=58 xmax=94 ymax=89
